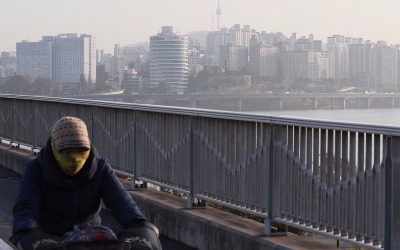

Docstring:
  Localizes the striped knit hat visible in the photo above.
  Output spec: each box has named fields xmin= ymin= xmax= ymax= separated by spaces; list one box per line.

xmin=51 ymin=116 xmax=91 ymax=151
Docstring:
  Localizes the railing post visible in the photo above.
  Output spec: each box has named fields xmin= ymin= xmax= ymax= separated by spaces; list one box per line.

xmin=265 ymin=124 xmax=285 ymax=235
xmin=187 ymin=116 xmax=194 ymax=208
xmin=384 ymin=137 xmax=391 ymax=249
xmin=132 ymin=120 xmax=143 ymax=190
xmin=11 ymin=99 xmax=15 ymax=148
xmin=386 ymin=136 xmax=400 ymax=249
xmin=32 ymin=105 xmax=36 ymax=153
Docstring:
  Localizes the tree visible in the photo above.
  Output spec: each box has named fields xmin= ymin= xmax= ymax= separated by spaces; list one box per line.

xmin=80 ymin=74 xmax=87 ymax=93
xmin=34 ymin=77 xmax=54 ymax=95
xmin=4 ymin=75 xmax=32 ymax=94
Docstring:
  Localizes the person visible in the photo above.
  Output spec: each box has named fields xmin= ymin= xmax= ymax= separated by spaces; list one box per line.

xmin=10 ymin=116 xmax=162 ymax=250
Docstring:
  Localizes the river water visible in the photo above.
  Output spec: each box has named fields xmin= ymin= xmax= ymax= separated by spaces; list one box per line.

xmin=250 ymin=108 xmax=400 ymax=127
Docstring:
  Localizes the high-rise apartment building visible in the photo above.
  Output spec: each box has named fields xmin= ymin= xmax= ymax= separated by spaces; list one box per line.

xmin=326 ymin=35 xmax=349 ymax=81
xmin=369 ymin=42 xmax=398 ymax=90
xmin=206 ymin=30 xmax=228 ymax=66
xmin=149 ymin=26 xmax=189 ymax=93
xmin=259 ymin=46 xmax=278 ymax=78
xmin=206 ymin=24 xmax=253 ymax=66
xmin=249 ymin=35 xmax=263 ymax=74
xmin=16 ymin=33 xmax=96 ymax=93
xmin=348 ymin=39 xmax=371 ymax=80
xmin=219 ymin=44 xmax=248 ymax=72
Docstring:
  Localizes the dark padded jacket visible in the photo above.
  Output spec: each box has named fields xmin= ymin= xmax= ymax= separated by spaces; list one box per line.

xmin=12 ymin=138 xmax=147 ymax=236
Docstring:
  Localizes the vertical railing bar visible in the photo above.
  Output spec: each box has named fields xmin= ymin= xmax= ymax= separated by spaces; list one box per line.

xmin=348 ymin=131 xmax=357 ymax=239
xmin=389 ymin=135 xmax=400 ymax=249
xmin=319 ymin=128 xmax=327 ymax=231
xmin=299 ymin=126 xmax=306 ymax=225
xmin=333 ymin=130 xmax=341 ymax=235
xmin=225 ymin=119 xmax=231 ymax=204
xmin=293 ymin=126 xmax=300 ymax=223
xmin=133 ymin=111 xmax=139 ymax=189
xmin=279 ymin=124 xmax=288 ymax=218
xmin=305 ymin=127 xmax=312 ymax=226
xmin=187 ymin=116 xmax=194 ymax=208
xmin=11 ymin=99 xmax=15 ymax=147
xmin=262 ymin=122 xmax=270 ymax=213
xmin=356 ymin=132 xmax=365 ymax=241
xmin=384 ymin=136 xmax=392 ymax=249
xmin=239 ymin=121 xmax=246 ymax=207
xmin=32 ymin=103 xmax=36 ymax=154
xmin=266 ymin=124 xmax=284 ymax=235
xmin=312 ymin=127 xmax=320 ymax=228
xmin=287 ymin=126 xmax=294 ymax=221
xmin=326 ymin=129 xmax=334 ymax=233
xmin=365 ymin=133 xmax=373 ymax=243
xmin=249 ymin=121 xmax=256 ymax=209
xmin=372 ymin=133 xmax=382 ymax=246
xmin=340 ymin=131 xmax=349 ymax=237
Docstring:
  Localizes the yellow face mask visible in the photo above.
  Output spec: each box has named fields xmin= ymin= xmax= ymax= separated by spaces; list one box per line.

xmin=52 ymin=145 xmax=90 ymax=176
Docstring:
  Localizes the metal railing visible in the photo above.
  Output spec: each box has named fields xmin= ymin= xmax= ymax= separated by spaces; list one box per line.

xmin=1 ymin=94 xmax=399 ymax=249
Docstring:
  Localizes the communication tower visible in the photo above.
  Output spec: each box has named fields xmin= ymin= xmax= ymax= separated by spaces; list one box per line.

xmin=216 ymin=0 xmax=222 ymax=31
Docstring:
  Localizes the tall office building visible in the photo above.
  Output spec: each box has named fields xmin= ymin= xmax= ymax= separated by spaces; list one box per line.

xmin=17 ymin=38 xmax=53 ymax=80
xmin=149 ymin=26 xmax=189 ymax=92
xmin=54 ymin=33 xmax=96 ymax=92
xmin=16 ymin=33 xmax=96 ymax=93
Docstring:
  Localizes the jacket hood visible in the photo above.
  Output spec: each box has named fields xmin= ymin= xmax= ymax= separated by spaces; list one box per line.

xmin=37 ymin=138 xmax=99 ymax=189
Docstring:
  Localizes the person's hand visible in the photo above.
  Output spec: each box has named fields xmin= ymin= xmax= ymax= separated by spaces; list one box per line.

xmin=32 ymin=239 xmax=59 ymax=250
xmin=9 ymin=229 xmax=59 ymax=250
xmin=119 ymin=220 xmax=162 ymax=250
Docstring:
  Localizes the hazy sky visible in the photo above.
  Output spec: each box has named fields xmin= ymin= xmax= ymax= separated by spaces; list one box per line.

xmin=2 ymin=0 xmax=400 ymax=53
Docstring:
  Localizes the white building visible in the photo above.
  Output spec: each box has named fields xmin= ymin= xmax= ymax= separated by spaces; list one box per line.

xmin=54 ymin=33 xmax=96 ymax=92
xmin=149 ymin=26 xmax=189 ymax=92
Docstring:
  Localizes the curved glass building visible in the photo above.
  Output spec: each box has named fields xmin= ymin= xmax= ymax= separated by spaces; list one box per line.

xmin=150 ymin=26 xmax=188 ymax=93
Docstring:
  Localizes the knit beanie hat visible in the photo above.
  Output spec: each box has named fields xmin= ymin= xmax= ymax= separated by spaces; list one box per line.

xmin=51 ymin=116 xmax=91 ymax=151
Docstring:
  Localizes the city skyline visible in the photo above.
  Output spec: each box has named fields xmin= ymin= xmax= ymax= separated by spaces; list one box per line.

xmin=2 ymin=0 xmax=400 ymax=53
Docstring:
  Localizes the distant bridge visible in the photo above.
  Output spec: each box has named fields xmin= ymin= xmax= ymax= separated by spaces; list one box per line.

xmin=70 ymin=92 xmax=400 ymax=111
